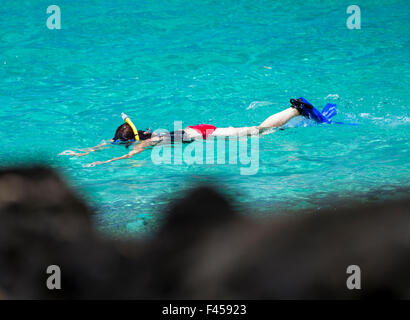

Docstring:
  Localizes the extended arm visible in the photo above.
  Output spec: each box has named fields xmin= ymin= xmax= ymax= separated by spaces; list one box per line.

xmin=59 ymin=140 xmax=112 ymax=157
xmin=84 ymin=139 xmax=157 ymax=167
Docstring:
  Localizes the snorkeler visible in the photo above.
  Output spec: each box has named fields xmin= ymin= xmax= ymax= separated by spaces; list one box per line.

xmin=60 ymin=98 xmax=337 ymax=167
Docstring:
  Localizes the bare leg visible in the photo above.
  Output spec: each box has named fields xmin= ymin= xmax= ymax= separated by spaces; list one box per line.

xmin=211 ymin=126 xmax=260 ymax=137
xmin=208 ymin=107 xmax=301 ymax=138
xmin=257 ymin=107 xmax=300 ymax=130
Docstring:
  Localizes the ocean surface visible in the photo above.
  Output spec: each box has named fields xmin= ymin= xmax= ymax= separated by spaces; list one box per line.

xmin=1 ymin=0 xmax=409 ymax=235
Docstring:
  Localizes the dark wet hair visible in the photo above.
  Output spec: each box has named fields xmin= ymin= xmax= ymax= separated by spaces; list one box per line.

xmin=113 ymin=123 xmax=152 ymax=146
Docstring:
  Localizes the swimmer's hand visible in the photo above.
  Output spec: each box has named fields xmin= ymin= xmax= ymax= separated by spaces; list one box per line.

xmin=59 ymin=150 xmax=88 ymax=157
xmin=83 ymin=161 xmax=105 ymax=168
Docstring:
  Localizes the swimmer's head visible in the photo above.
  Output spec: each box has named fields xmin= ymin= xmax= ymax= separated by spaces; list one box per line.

xmin=113 ymin=123 xmax=152 ymax=145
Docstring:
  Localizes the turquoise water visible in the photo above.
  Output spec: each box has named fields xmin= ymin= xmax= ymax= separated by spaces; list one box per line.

xmin=1 ymin=0 xmax=409 ymax=235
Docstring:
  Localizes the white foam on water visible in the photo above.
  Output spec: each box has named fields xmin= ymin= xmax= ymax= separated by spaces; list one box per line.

xmin=325 ymin=94 xmax=339 ymax=100
xmin=246 ymin=101 xmax=273 ymax=110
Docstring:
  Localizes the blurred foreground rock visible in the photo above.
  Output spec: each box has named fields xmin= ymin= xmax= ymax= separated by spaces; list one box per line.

xmin=0 ymin=166 xmax=409 ymax=299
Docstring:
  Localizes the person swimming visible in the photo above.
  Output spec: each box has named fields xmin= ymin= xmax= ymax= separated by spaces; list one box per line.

xmin=60 ymin=98 xmax=335 ymax=167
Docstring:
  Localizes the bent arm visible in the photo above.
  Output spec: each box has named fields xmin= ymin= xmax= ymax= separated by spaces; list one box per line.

xmin=84 ymin=139 xmax=157 ymax=167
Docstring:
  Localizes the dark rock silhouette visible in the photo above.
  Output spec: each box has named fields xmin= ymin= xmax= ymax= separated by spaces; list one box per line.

xmin=0 ymin=166 xmax=409 ymax=299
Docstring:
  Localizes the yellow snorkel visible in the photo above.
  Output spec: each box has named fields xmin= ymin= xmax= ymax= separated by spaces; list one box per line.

xmin=121 ymin=112 xmax=140 ymax=141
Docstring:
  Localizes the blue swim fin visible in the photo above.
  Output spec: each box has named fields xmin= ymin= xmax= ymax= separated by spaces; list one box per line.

xmin=294 ymin=97 xmax=331 ymax=123
xmin=321 ymin=103 xmax=337 ymax=120
xmin=321 ymin=102 xmax=359 ymax=126
xmin=291 ymin=97 xmax=359 ymax=126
